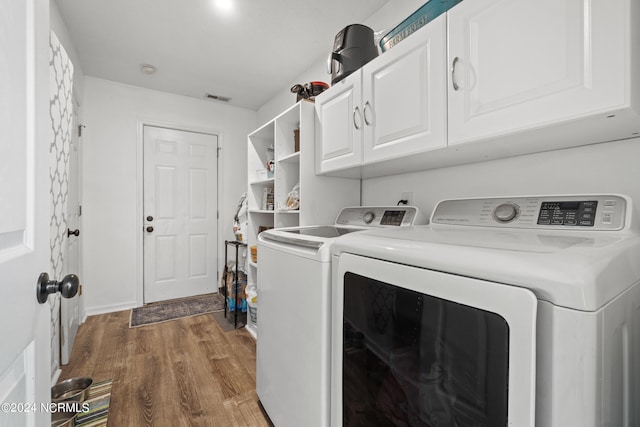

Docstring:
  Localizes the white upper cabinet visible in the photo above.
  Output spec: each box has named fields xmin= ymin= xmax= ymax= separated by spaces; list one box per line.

xmin=315 ymin=71 xmax=363 ymax=175
xmin=363 ymin=14 xmax=447 ymax=164
xmin=448 ymin=0 xmax=636 ymax=145
xmin=316 ymin=0 xmax=640 ymax=178
xmin=315 ymin=14 xmax=447 ymax=176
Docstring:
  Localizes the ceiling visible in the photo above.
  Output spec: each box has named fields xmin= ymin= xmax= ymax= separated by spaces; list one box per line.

xmin=54 ymin=0 xmax=389 ymax=110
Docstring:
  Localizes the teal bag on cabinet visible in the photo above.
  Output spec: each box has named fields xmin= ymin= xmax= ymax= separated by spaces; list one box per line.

xmin=379 ymin=0 xmax=462 ymax=52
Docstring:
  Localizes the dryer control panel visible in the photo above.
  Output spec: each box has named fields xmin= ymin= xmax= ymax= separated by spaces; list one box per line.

xmin=335 ymin=206 xmax=425 ymax=227
xmin=432 ymin=195 xmax=629 ymax=231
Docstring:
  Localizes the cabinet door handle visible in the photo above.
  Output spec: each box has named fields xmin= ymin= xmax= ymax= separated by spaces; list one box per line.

xmin=363 ymin=101 xmax=373 ymax=126
xmin=451 ymin=56 xmax=460 ymax=91
xmin=353 ymin=106 xmax=363 ymax=130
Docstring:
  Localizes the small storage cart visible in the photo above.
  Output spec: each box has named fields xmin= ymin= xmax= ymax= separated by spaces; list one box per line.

xmin=223 ymin=240 xmax=247 ymax=328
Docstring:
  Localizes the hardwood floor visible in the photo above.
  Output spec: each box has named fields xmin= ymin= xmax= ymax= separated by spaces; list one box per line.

xmin=60 ymin=309 xmax=272 ymax=426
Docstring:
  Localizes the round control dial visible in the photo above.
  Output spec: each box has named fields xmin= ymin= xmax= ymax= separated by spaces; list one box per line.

xmin=493 ymin=203 xmax=520 ymax=223
xmin=362 ymin=211 xmax=375 ymax=224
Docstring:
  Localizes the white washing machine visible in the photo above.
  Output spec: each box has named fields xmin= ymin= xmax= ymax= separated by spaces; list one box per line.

xmin=256 ymin=206 xmax=425 ymax=427
xmin=331 ymin=195 xmax=640 ymax=427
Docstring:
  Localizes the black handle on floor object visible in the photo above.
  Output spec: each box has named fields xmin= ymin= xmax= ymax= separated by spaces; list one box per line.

xmin=36 ymin=273 xmax=79 ymax=304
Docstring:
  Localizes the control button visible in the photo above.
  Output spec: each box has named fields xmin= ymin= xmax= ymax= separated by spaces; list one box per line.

xmin=581 ymin=213 xmax=593 ymax=220
xmin=494 ymin=203 xmax=519 ymax=223
xmin=551 ymin=219 xmax=564 ymax=225
xmin=565 ymin=219 xmax=577 ymax=226
xmin=602 ymin=212 xmax=614 ymax=225
xmin=362 ymin=211 xmax=375 ymax=224
xmin=537 ymin=209 xmax=551 ymax=225
xmin=579 ymin=220 xmax=595 ymax=226
xmin=582 ymin=207 xmax=594 ymax=213
xmin=604 ymin=200 xmax=616 ymax=207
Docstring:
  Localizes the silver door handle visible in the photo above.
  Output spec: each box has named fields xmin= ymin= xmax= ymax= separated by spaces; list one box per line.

xmin=363 ymin=101 xmax=373 ymax=126
xmin=353 ymin=106 xmax=363 ymax=130
xmin=451 ymin=56 xmax=460 ymax=91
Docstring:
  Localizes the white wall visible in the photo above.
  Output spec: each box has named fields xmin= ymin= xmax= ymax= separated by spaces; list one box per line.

xmin=82 ymin=77 xmax=256 ymax=315
xmin=362 ymin=138 xmax=640 ymax=217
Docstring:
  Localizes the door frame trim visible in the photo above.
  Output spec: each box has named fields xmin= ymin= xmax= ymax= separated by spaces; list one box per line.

xmin=135 ymin=119 xmax=222 ymax=307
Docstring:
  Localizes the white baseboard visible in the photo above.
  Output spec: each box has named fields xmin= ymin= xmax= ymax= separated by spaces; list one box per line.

xmin=84 ymin=301 xmax=139 ymax=317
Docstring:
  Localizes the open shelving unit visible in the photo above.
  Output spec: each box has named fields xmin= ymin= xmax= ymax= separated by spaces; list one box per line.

xmin=245 ymin=100 xmax=360 ymax=338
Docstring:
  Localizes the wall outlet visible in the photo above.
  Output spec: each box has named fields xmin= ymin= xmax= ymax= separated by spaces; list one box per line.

xmin=401 ymin=192 xmax=413 ymax=206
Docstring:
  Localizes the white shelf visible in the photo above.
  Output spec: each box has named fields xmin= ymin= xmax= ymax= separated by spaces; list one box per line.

xmin=278 ymin=152 xmax=300 ymax=163
xmin=249 ymin=209 xmax=275 ymax=214
xmin=250 ymin=177 xmax=275 ymax=186
xmin=245 ymin=100 xmax=361 ymax=341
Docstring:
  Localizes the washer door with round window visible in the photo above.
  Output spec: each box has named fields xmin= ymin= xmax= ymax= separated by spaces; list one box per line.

xmin=331 ymin=253 xmax=538 ymax=427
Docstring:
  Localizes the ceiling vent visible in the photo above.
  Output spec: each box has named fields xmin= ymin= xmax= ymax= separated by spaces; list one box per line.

xmin=205 ymin=93 xmax=231 ymax=102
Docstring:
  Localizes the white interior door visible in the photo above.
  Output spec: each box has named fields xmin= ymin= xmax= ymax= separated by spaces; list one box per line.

xmin=61 ymin=98 xmax=81 ymax=365
xmin=143 ymin=126 xmax=218 ymax=303
xmin=0 ymin=0 xmax=53 ymax=425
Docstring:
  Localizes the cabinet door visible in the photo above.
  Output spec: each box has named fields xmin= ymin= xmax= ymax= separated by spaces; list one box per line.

xmin=362 ymin=14 xmax=447 ymax=164
xmin=315 ymin=71 xmax=363 ymax=174
xmin=448 ymin=0 xmax=628 ymax=145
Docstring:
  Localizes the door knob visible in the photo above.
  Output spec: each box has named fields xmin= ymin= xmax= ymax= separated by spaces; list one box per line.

xmin=146 ymin=216 xmax=153 ymax=222
xmin=146 ymin=226 xmax=154 ymax=233
xmin=67 ymin=229 xmax=80 ymax=237
xmin=36 ymin=273 xmax=79 ymax=304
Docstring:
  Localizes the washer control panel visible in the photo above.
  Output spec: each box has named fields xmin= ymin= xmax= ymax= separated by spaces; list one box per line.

xmin=537 ymin=200 xmax=598 ymax=227
xmin=432 ymin=195 xmax=628 ymax=231
xmin=335 ymin=206 xmax=424 ymax=227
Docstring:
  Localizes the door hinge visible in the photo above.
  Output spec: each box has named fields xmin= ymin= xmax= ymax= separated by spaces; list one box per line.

xmin=78 ymin=284 xmax=83 ymax=296
xmin=78 ymin=205 xmax=82 ymax=216
xmin=217 ymin=146 xmax=221 ymax=158
xmin=78 ymin=124 xmax=85 ymax=137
